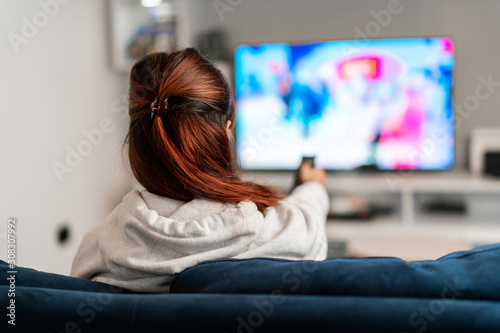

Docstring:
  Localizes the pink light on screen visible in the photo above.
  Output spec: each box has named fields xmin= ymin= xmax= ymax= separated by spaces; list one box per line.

xmin=441 ymin=37 xmax=454 ymax=54
xmin=379 ymin=88 xmax=426 ymax=169
xmin=337 ymin=51 xmax=403 ymax=82
xmin=338 ymin=57 xmax=381 ymax=80
xmin=268 ymin=62 xmax=283 ymax=73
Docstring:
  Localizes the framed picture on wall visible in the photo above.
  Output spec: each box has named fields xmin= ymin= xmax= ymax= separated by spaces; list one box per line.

xmin=107 ymin=0 xmax=177 ymax=72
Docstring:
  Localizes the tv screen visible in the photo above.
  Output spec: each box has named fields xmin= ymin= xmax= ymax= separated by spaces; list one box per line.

xmin=234 ymin=37 xmax=455 ymax=170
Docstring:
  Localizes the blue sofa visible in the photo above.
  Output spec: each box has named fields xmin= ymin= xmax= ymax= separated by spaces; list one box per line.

xmin=1 ymin=243 xmax=500 ymax=332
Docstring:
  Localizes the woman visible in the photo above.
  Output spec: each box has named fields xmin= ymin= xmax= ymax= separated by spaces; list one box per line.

xmin=71 ymin=48 xmax=329 ymax=293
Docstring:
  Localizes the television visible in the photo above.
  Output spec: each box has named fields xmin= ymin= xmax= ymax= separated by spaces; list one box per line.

xmin=234 ymin=37 xmax=455 ymax=170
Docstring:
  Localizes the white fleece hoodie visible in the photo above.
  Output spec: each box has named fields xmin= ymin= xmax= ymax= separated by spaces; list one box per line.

xmin=70 ymin=181 xmax=329 ymax=293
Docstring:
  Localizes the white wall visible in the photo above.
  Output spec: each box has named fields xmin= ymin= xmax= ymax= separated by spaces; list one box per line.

xmin=183 ymin=0 xmax=500 ymax=170
xmin=0 ymin=0 xmax=131 ymax=274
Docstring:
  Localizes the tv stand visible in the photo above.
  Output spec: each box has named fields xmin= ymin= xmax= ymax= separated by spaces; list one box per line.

xmin=243 ymin=170 xmax=500 ymax=246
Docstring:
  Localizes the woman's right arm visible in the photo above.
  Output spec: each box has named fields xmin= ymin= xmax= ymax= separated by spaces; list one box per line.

xmin=281 ymin=164 xmax=330 ymax=260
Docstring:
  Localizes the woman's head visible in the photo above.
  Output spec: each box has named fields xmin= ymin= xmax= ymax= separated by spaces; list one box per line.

xmin=127 ymin=48 xmax=282 ymax=211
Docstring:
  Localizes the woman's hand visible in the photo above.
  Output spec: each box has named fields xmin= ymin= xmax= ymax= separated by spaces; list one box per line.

xmin=299 ymin=163 xmax=327 ymax=187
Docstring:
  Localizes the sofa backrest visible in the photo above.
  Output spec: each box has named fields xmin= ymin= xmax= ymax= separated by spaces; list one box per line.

xmin=170 ymin=243 xmax=500 ymax=301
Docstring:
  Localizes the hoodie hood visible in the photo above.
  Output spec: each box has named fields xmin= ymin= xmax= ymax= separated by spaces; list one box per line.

xmin=71 ymin=182 xmax=329 ymax=293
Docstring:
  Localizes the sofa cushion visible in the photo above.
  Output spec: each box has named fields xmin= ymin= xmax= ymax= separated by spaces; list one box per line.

xmin=171 ymin=243 xmax=500 ymax=301
xmin=2 ymin=285 xmax=500 ymax=333
xmin=0 ymin=260 xmax=131 ymax=294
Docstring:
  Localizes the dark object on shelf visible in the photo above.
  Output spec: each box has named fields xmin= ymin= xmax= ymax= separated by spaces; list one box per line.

xmin=423 ymin=201 xmax=467 ymax=214
xmin=328 ymin=210 xmax=373 ymax=220
xmin=485 ymin=152 xmax=500 ymax=177
xmin=328 ymin=201 xmax=393 ymax=221
xmin=370 ymin=203 xmax=394 ymax=215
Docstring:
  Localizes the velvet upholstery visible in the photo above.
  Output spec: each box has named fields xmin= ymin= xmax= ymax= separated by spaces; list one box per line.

xmin=171 ymin=243 xmax=500 ymax=301
xmin=0 ymin=260 xmax=132 ymax=293
xmin=1 ymin=286 xmax=500 ymax=333
xmin=1 ymin=243 xmax=500 ymax=332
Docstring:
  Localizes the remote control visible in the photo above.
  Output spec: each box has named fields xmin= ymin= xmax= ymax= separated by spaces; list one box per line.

xmin=290 ymin=156 xmax=316 ymax=193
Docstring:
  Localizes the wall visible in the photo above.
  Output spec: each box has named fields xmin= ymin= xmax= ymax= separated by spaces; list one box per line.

xmin=0 ymin=0 xmax=131 ymax=274
xmin=184 ymin=0 xmax=500 ymax=170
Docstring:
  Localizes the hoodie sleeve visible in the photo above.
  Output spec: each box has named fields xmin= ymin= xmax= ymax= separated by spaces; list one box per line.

xmin=284 ymin=181 xmax=330 ymax=217
xmin=283 ymin=181 xmax=330 ymax=260
xmin=239 ymin=181 xmax=330 ymax=261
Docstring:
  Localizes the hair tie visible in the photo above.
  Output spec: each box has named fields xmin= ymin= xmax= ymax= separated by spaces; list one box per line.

xmin=150 ymin=97 xmax=169 ymax=119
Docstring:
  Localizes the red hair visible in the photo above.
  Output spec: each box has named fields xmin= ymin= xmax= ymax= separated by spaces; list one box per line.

xmin=126 ymin=48 xmax=283 ymax=211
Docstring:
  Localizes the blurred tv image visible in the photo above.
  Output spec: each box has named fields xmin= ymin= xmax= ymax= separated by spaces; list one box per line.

xmin=234 ymin=37 xmax=455 ymax=170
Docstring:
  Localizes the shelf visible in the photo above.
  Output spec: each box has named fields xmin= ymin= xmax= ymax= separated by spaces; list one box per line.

xmin=326 ymin=171 xmax=500 ymax=194
xmin=243 ymin=170 xmax=500 ymax=245
xmin=327 ymin=218 xmax=500 ymax=247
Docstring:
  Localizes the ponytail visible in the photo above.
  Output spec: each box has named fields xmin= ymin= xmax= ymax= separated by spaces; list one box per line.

xmin=126 ymin=48 xmax=283 ymax=211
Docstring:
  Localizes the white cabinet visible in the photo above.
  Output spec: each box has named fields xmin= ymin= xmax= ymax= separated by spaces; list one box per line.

xmin=243 ymin=171 xmax=500 ymax=246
